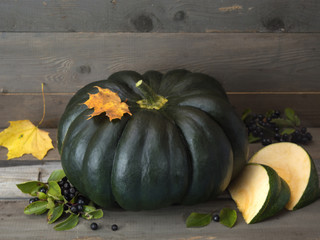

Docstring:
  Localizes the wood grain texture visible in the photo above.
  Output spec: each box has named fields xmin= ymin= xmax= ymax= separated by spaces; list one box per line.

xmin=0 ymin=33 xmax=320 ymax=93
xmin=0 ymin=161 xmax=61 ymax=198
xmin=1 ymin=92 xmax=320 ymax=128
xmin=0 ymin=199 xmax=320 ymax=240
xmin=0 ymin=93 xmax=71 ymax=128
xmin=0 ymin=0 xmax=320 ymax=33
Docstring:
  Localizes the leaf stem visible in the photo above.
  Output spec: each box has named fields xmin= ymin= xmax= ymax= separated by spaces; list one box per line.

xmin=38 ymin=83 xmax=46 ymax=127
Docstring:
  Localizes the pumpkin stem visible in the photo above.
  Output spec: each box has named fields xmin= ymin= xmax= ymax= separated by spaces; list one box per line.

xmin=135 ymin=80 xmax=168 ymax=110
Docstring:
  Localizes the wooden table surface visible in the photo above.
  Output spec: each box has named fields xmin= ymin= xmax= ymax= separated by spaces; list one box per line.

xmin=1 ymin=128 xmax=320 ymax=240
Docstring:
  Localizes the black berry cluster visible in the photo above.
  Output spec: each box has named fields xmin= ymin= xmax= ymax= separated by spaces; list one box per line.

xmin=243 ymin=109 xmax=312 ymax=146
xmin=58 ymin=176 xmax=89 ymax=214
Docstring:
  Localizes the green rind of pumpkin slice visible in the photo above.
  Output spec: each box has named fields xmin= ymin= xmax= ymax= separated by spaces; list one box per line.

xmin=249 ymin=142 xmax=320 ymax=211
xmin=229 ymin=163 xmax=290 ymax=224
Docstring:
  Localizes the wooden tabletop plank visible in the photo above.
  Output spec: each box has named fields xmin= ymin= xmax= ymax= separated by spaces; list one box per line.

xmin=0 ymin=33 xmax=319 ymax=93
xmin=1 ymin=0 xmax=320 ymax=33
xmin=1 ymin=198 xmax=320 ymax=240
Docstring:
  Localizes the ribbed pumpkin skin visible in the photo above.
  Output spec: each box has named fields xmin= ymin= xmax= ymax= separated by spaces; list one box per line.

xmin=57 ymin=69 xmax=248 ymax=210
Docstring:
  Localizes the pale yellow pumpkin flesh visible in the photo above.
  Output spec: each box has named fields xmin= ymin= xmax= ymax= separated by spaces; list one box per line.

xmin=249 ymin=142 xmax=318 ymax=210
xmin=229 ymin=165 xmax=269 ymax=223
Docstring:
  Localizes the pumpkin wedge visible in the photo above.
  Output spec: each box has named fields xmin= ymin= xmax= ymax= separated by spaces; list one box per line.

xmin=229 ymin=163 xmax=290 ymax=224
xmin=249 ymin=142 xmax=320 ymax=210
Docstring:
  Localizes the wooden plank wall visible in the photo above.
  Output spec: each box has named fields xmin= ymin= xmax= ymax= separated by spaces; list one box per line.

xmin=0 ymin=1 xmax=320 ymax=128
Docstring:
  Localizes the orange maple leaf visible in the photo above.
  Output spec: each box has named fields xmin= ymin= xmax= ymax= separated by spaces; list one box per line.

xmin=83 ymin=86 xmax=132 ymax=121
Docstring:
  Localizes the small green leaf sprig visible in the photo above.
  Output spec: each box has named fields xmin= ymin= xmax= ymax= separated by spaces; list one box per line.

xmin=16 ymin=170 xmax=103 ymax=231
xmin=186 ymin=208 xmax=237 ymax=228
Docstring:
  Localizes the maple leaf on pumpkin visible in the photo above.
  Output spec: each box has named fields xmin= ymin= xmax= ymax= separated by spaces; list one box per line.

xmin=0 ymin=120 xmax=54 ymax=160
xmin=83 ymin=86 xmax=132 ymax=121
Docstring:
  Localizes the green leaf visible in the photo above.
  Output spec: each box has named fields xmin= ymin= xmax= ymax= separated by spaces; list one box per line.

xmin=285 ymin=108 xmax=300 ymax=126
xmin=89 ymin=209 xmax=103 ymax=219
xmin=47 ymin=169 xmax=66 ymax=182
xmin=37 ymin=192 xmax=47 ymax=200
xmin=16 ymin=181 xmax=46 ymax=196
xmin=47 ymin=181 xmax=63 ymax=200
xmin=83 ymin=205 xmax=96 ymax=213
xmin=24 ymin=201 xmax=48 ymax=215
xmin=47 ymin=197 xmax=55 ymax=209
xmin=248 ymin=133 xmax=261 ymax=143
xmin=293 ymin=115 xmax=300 ymax=126
xmin=241 ymin=108 xmax=252 ymax=121
xmin=281 ymin=128 xmax=295 ymax=135
xmin=81 ymin=205 xmax=103 ymax=220
xmin=270 ymin=119 xmax=295 ymax=128
xmin=219 ymin=208 xmax=237 ymax=228
xmin=48 ymin=204 xmax=64 ymax=224
xmin=82 ymin=209 xmax=103 ymax=220
xmin=54 ymin=214 xmax=79 ymax=231
xmin=186 ymin=212 xmax=212 ymax=228
xmin=284 ymin=108 xmax=295 ymax=121
xmin=265 ymin=110 xmax=275 ymax=118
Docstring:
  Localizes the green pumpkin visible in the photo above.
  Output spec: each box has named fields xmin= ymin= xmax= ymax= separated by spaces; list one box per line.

xmin=57 ymin=69 xmax=248 ymax=210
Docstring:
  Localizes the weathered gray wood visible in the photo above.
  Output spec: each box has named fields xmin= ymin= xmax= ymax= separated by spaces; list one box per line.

xmin=0 ymin=161 xmax=62 ymax=198
xmin=1 ymin=0 xmax=320 ymax=33
xmin=0 ymin=93 xmax=71 ymax=128
xmin=0 ymin=198 xmax=320 ymax=240
xmin=1 ymin=92 xmax=320 ymax=128
xmin=0 ymin=33 xmax=320 ymax=93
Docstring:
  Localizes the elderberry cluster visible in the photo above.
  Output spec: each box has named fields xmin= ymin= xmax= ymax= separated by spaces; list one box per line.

xmin=58 ymin=176 xmax=89 ymax=214
xmin=244 ymin=109 xmax=313 ymax=146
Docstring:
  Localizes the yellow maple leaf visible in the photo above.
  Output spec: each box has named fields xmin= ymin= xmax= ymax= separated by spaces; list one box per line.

xmin=83 ymin=86 xmax=132 ymax=121
xmin=0 ymin=120 xmax=54 ymax=160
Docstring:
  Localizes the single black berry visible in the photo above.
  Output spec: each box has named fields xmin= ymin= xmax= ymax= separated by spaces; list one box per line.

xmin=77 ymin=198 xmax=85 ymax=205
xmin=301 ymin=127 xmax=307 ymax=134
xmin=69 ymin=187 xmax=76 ymax=194
xmin=69 ymin=193 xmax=75 ymax=199
xmin=91 ymin=222 xmax=98 ymax=230
xmin=212 ymin=214 xmax=220 ymax=222
xmin=77 ymin=195 xmax=89 ymax=205
xmin=58 ymin=180 xmax=64 ymax=187
xmin=306 ymin=132 xmax=312 ymax=141
xmin=29 ymin=197 xmax=39 ymax=204
xmin=64 ymin=194 xmax=72 ymax=202
xmin=63 ymin=204 xmax=69 ymax=211
xmin=274 ymin=133 xmax=281 ymax=141
xmin=63 ymin=182 xmax=70 ymax=189
xmin=63 ymin=189 xmax=69 ymax=196
xmin=111 ymin=224 xmax=118 ymax=231
xmin=62 ymin=176 xmax=68 ymax=182
xmin=39 ymin=187 xmax=47 ymax=193
xmin=77 ymin=204 xmax=84 ymax=212
xmin=70 ymin=205 xmax=78 ymax=214
xmin=282 ymin=134 xmax=289 ymax=141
